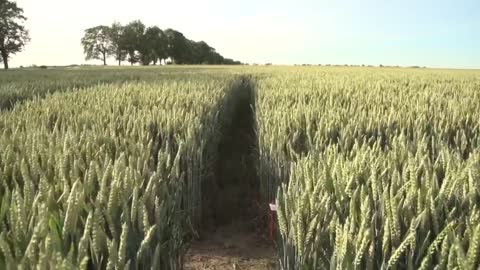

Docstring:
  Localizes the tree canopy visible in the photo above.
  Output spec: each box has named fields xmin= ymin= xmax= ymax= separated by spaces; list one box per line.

xmin=0 ymin=0 xmax=30 ymax=69
xmin=109 ymin=22 xmax=127 ymax=66
xmin=122 ymin=20 xmax=145 ymax=65
xmin=81 ymin=20 xmax=241 ymax=66
xmin=81 ymin=26 xmax=112 ymax=65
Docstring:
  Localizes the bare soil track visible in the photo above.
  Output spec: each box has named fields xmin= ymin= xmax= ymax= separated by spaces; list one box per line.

xmin=184 ymin=221 xmax=277 ymax=270
xmin=184 ymin=78 xmax=278 ymax=270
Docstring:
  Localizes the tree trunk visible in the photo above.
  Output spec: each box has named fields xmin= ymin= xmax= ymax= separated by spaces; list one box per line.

xmin=102 ymin=51 xmax=107 ymax=66
xmin=118 ymin=59 xmax=121 ymax=66
xmin=1 ymin=50 xmax=8 ymax=69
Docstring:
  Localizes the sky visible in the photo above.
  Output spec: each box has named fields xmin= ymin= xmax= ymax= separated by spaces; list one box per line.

xmin=9 ymin=0 xmax=480 ymax=68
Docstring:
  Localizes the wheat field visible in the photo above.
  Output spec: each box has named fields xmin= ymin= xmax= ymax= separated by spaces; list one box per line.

xmin=0 ymin=66 xmax=479 ymax=269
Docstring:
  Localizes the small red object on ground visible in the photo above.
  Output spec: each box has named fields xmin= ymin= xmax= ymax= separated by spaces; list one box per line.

xmin=268 ymin=203 xmax=277 ymax=241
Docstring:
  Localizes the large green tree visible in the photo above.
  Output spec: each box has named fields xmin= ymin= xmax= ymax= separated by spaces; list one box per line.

xmin=152 ymin=29 xmax=168 ymax=65
xmin=109 ymin=22 xmax=127 ymax=66
xmin=0 ymin=0 xmax=30 ymax=69
xmin=164 ymin=29 xmax=189 ymax=64
xmin=190 ymin=41 xmax=216 ymax=64
xmin=139 ymin=26 xmax=168 ymax=65
xmin=81 ymin=25 xmax=112 ymax=65
xmin=123 ymin=20 xmax=145 ymax=65
xmin=139 ymin=26 xmax=160 ymax=65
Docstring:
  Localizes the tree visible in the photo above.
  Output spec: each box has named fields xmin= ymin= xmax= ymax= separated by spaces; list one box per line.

xmin=190 ymin=41 xmax=217 ymax=64
xmin=139 ymin=26 xmax=161 ymax=65
xmin=164 ymin=29 xmax=189 ymax=64
xmin=123 ymin=20 xmax=145 ymax=65
xmin=81 ymin=26 xmax=112 ymax=65
xmin=139 ymin=26 xmax=168 ymax=65
xmin=109 ymin=22 xmax=127 ymax=66
xmin=0 ymin=0 xmax=30 ymax=69
xmin=152 ymin=29 xmax=168 ymax=65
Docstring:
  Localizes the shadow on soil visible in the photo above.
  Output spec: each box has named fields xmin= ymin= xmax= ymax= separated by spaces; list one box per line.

xmin=185 ymin=77 xmax=277 ymax=270
xmin=208 ymin=77 xmax=259 ymax=228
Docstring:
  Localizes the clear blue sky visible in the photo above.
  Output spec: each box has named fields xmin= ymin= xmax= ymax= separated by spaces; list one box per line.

xmin=11 ymin=0 xmax=480 ymax=68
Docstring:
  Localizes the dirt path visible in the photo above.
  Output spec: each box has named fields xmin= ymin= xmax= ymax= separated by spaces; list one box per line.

xmin=184 ymin=80 xmax=278 ymax=270
xmin=184 ymin=221 xmax=277 ymax=270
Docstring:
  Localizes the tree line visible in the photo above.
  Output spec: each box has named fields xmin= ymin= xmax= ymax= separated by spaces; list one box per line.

xmin=81 ymin=20 xmax=242 ymax=66
xmin=1 ymin=0 xmax=242 ymax=69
